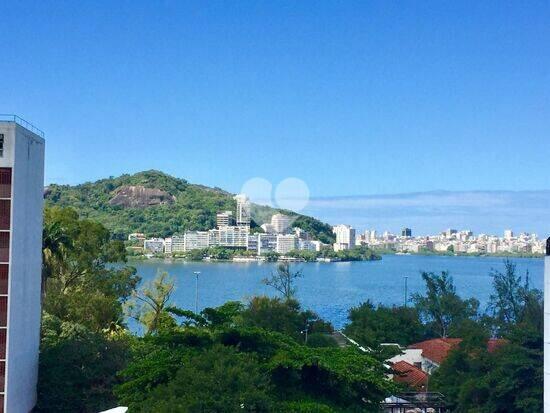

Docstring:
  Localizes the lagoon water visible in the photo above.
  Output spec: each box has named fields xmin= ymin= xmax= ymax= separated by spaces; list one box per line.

xmin=130 ymin=255 xmax=543 ymax=330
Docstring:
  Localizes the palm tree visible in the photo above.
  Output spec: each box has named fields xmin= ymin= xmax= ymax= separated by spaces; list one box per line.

xmin=41 ymin=220 xmax=72 ymax=300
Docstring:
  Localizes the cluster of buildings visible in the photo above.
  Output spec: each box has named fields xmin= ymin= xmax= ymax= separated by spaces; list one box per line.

xmin=355 ymin=227 xmax=547 ymax=255
xmin=134 ymin=195 xmax=326 ymax=256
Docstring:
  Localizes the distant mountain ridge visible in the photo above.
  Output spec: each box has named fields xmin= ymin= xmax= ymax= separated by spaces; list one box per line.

xmin=44 ymin=170 xmax=336 ymax=243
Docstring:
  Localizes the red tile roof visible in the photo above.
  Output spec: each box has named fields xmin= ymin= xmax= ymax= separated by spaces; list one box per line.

xmin=408 ymin=338 xmax=461 ymax=364
xmin=392 ymin=361 xmax=428 ymax=389
xmin=409 ymin=338 xmax=508 ymax=364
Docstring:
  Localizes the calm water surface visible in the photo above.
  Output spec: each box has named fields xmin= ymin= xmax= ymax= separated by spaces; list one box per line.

xmin=129 ymin=255 xmax=543 ymax=330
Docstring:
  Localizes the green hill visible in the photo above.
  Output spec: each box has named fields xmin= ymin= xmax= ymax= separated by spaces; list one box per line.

xmin=44 ymin=170 xmax=336 ymax=243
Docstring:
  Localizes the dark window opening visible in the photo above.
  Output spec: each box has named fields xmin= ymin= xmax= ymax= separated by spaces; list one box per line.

xmin=0 ymin=234 xmax=8 ymax=263
xmin=0 ymin=169 xmax=11 ymax=199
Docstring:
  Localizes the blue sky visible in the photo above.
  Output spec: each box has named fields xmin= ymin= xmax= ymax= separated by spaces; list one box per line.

xmin=1 ymin=2 xmax=549 ymax=232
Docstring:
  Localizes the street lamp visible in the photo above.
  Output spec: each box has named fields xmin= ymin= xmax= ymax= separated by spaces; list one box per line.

xmin=193 ymin=271 xmax=201 ymax=314
xmin=404 ymin=275 xmax=409 ymax=307
xmin=301 ymin=323 xmax=310 ymax=344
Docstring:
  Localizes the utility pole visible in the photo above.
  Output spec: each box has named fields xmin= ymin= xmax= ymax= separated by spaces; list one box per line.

xmin=194 ymin=271 xmax=201 ymax=314
xmin=404 ymin=275 xmax=409 ymax=307
xmin=301 ymin=324 xmax=309 ymax=344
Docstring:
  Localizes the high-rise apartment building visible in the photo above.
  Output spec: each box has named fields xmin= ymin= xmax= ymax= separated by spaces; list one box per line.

xmin=271 ymin=213 xmax=291 ymax=234
xmin=216 ymin=211 xmax=233 ymax=228
xmin=332 ymin=224 xmax=356 ymax=252
xmin=276 ymin=234 xmax=299 ymax=254
xmin=0 ymin=116 xmax=45 ymax=413
xmin=401 ymin=228 xmax=412 ymax=237
xmin=234 ymin=194 xmax=251 ymax=227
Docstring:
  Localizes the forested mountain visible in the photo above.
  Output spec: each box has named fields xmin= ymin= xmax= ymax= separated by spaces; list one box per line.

xmin=44 ymin=170 xmax=335 ymax=243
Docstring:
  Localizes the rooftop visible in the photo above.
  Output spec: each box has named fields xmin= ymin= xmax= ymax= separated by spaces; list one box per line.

xmin=0 ymin=114 xmax=45 ymax=137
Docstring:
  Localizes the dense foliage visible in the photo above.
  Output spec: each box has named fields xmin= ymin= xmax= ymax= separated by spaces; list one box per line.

xmin=344 ymin=301 xmax=425 ymax=349
xmin=344 ymin=260 xmax=543 ymax=412
xmin=45 ymin=170 xmax=336 ymax=242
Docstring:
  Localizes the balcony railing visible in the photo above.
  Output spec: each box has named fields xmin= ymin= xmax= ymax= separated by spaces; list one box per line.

xmin=0 ymin=114 xmax=45 ymax=138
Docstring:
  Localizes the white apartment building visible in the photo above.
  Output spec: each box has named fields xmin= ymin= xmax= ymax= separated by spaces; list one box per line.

xmin=257 ymin=233 xmax=278 ymax=255
xmin=271 ymin=213 xmax=291 ymax=234
xmin=170 ymin=235 xmax=185 ymax=254
xmin=183 ymin=231 xmax=210 ymax=251
xmin=216 ymin=211 xmax=233 ymax=228
xmin=128 ymin=233 xmax=145 ymax=242
xmin=0 ymin=117 xmax=45 ymax=412
xmin=164 ymin=238 xmax=173 ymax=254
xmin=234 ymin=194 xmax=251 ymax=227
xmin=332 ymin=224 xmax=356 ymax=252
xmin=209 ymin=226 xmax=249 ymax=248
xmin=298 ymin=239 xmax=317 ymax=251
xmin=143 ymin=238 xmax=165 ymax=254
xmin=276 ymin=234 xmax=299 ymax=254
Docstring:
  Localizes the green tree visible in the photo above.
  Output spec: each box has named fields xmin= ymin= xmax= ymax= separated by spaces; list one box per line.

xmin=36 ymin=314 xmax=131 ymax=413
xmin=43 ymin=207 xmax=139 ymax=331
xmin=262 ymin=263 xmax=302 ymax=300
xmin=126 ymin=345 xmax=273 ymax=412
xmin=344 ymin=301 xmax=425 ymax=348
xmin=125 ymin=271 xmax=176 ymax=334
xmin=412 ymin=271 xmax=479 ymax=338
xmin=240 ymin=296 xmax=332 ymax=342
xmin=488 ymin=259 xmax=543 ymax=336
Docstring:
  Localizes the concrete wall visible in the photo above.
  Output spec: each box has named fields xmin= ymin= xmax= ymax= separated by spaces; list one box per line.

xmin=0 ymin=122 xmax=44 ymax=413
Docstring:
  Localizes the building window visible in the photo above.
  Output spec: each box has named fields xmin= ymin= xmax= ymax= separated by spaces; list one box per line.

xmin=0 ymin=169 xmax=10 ymax=199
xmin=0 ymin=298 xmax=6 ymax=327
xmin=0 ymin=266 xmax=6 ymax=295
xmin=0 ymin=201 xmax=9 ymax=231
xmin=0 ymin=234 xmax=8 ymax=263
xmin=0 ymin=134 xmax=4 ymax=157
xmin=0 ymin=361 xmax=4 ymax=392
xmin=0 ymin=330 xmax=5 ymax=359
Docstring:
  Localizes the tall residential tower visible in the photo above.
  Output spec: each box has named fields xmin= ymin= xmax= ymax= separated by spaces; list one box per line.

xmin=0 ymin=116 xmax=45 ymax=413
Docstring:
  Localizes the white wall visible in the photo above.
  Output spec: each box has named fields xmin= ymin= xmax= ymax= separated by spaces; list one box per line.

xmin=1 ymin=123 xmax=44 ymax=413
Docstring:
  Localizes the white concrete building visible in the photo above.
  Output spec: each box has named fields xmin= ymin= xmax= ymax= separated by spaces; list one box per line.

xmin=183 ymin=231 xmax=209 ymax=251
xmin=257 ymin=233 xmax=278 ymax=255
xmin=216 ymin=211 xmax=233 ymax=228
xmin=271 ymin=213 xmax=291 ymax=234
xmin=127 ymin=233 xmax=145 ymax=242
xmin=298 ymin=239 xmax=317 ymax=251
xmin=170 ymin=235 xmax=185 ymax=254
xmin=163 ymin=238 xmax=173 ymax=254
xmin=209 ymin=226 xmax=249 ymax=248
xmin=143 ymin=238 xmax=165 ymax=254
xmin=504 ymin=229 xmax=514 ymax=240
xmin=332 ymin=224 xmax=356 ymax=252
xmin=276 ymin=234 xmax=298 ymax=254
xmin=234 ymin=194 xmax=251 ymax=227
xmin=0 ymin=117 xmax=45 ymax=412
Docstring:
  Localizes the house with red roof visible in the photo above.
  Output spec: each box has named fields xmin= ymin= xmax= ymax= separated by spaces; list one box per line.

xmin=388 ymin=337 xmax=507 ymax=384
xmin=390 ymin=360 xmax=428 ymax=391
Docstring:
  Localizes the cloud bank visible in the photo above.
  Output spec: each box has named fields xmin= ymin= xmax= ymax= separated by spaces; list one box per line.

xmin=300 ymin=190 xmax=550 ymax=237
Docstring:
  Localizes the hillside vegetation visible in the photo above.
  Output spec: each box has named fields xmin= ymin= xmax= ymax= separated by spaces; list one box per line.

xmin=45 ymin=170 xmax=336 ymax=243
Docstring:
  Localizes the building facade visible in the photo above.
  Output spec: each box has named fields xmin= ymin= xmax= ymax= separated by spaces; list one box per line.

xmin=276 ymin=234 xmax=298 ymax=254
xmin=0 ymin=118 xmax=45 ymax=412
xmin=234 ymin=194 xmax=251 ymax=227
xmin=332 ymin=224 xmax=356 ymax=251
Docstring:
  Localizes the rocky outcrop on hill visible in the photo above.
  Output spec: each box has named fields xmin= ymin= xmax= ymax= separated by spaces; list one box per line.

xmin=109 ymin=185 xmax=175 ymax=208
